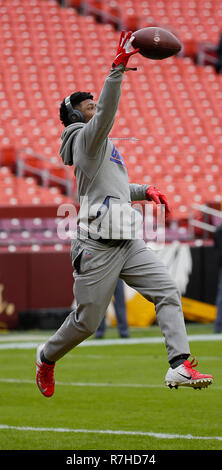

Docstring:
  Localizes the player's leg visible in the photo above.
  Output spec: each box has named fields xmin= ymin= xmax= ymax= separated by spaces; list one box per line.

xmin=120 ymin=239 xmax=213 ymax=389
xmin=36 ymin=239 xmax=123 ymax=396
xmin=120 ymin=239 xmax=190 ymax=361
xmin=44 ymin=239 xmax=123 ymax=361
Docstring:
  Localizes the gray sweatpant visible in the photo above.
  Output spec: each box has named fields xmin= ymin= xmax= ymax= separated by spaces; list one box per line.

xmin=44 ymin=238 xmax=190 ymax=363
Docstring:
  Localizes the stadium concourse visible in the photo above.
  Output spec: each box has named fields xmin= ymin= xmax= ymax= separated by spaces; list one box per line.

xmin=0 ymin=0 xmax=222 ymax=329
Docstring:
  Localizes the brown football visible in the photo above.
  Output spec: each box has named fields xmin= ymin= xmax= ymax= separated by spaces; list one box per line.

xmin=131 ymin=27 xmax=182 ymax=60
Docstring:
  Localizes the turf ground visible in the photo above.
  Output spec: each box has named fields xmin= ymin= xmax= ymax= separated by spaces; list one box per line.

xmin=0 ymin=323 xmax=221 ymax=451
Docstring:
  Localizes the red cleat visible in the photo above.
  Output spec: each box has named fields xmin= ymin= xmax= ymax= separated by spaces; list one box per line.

xmin=36 ymin=344 xmax=55 ymax=397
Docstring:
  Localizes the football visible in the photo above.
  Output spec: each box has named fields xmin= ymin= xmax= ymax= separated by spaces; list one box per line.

xmin=131 ymin=27 xmax=182 ymax=60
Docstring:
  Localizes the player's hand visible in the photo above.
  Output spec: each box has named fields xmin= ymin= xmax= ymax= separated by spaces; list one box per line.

xmin=146 ymin=185 xmax=171 ymax=217
xmin=112 ymin=30 xmax=140 ymax=70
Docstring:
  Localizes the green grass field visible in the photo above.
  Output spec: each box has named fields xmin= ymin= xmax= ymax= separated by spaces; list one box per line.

xmin=0 ymin=324 xmax=221 ymax=451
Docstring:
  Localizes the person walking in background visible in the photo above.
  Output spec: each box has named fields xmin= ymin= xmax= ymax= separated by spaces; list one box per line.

xmin=95 ymin=278 xmax=129 ymax=338
xmin=214 ymin=224 xmax=222 ymax=332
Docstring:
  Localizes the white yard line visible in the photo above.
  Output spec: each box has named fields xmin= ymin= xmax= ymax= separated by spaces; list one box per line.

xmin=0 ymin=424 xmax=221 ymax=442
xmin=0 ymin=377 xmax=221 ymax=389
xmin=0 ymin=334 xmax=222 ymax=349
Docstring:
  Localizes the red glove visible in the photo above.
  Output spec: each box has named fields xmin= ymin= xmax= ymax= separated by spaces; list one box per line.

xmin=112 ymin=30 xmax=140 ymax=70
xmin=146 ymin=186 xmax=171 ymax=217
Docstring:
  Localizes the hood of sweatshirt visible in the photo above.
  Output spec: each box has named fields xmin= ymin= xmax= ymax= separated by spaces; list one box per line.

xmin=60 ymin=122 xmax=85 ymax=166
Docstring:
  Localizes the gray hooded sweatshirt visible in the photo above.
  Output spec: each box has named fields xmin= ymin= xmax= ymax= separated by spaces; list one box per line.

xmin=60 ymin=64 xmax=148 ymax=240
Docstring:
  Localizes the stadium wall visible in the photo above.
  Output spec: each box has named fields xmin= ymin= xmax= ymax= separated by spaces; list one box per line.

xmin=0 ymin=244 xmax=219 ymax=330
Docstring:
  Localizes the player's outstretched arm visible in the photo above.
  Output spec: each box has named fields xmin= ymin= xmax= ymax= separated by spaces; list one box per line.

xmin=80 ymin=31 xmax=140 ymax=157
